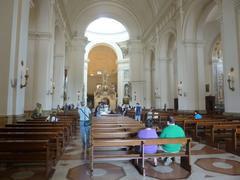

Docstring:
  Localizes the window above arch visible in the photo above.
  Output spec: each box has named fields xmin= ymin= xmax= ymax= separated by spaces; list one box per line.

xmin=85 ymin=17 xmax=129 ymax=42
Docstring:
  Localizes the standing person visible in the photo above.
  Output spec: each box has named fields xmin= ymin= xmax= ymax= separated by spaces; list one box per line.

xmin=78 ymin=101 xmax=92 ymax=150
xmin=137 ymin=120 xmax=158 ymax=166
xmin=135 ymin=102 xmax=142 ymax=121
xmin=94 ymin=102 xmax=101 ymax=117
xmin=159 ymin=116 xmax=185 ymax=166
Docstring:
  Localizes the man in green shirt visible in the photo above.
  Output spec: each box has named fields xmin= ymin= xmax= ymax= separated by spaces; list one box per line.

xmin=159 ymin=116 xmax=185 ymax=165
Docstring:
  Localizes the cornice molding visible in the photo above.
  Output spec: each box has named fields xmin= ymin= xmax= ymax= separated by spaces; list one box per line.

xmin=28 ymin=31 xmax=52 ymax=40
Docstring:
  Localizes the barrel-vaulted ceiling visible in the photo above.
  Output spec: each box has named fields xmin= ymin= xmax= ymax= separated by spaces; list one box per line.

xmin=62 ymin=0 xmax=171 ymax=37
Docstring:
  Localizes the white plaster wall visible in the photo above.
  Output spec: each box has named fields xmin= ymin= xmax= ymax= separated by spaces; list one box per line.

xmin=25 ymin=0 xmax=55 ymax=111
xmin=0 ymin=0 xmax=14 ymax=115
xmin=222 ymin=0 xmax=240 ymax=113
xmin=0 ymin=0 xmax=30 ymax=116
xmin=67 ymin=38 xmax=87 ymax=105
xmin=52 ymin=26 xmax=65 ymax=108
xmin=128 ymin=40 xmax=144 ymax=106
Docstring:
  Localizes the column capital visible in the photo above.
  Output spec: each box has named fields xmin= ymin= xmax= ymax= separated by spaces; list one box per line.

xmin=71 ymin=37 xmax=88 ymax=51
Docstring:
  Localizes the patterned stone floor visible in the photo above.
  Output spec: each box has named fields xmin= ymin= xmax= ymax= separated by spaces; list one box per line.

xmin=1 ymin=129 xmax=240 ymax=180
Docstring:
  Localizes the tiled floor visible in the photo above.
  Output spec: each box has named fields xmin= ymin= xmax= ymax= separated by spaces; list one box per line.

xmin=1 ymin=129 xmax=240 ymax=180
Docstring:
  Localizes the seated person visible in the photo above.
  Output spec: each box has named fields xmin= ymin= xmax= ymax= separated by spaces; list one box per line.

xmin=159 ymin=116 xmax=185 ymax=166
xmin=145 ymin=107 xmax=154 ymax=121
xmin=31 ymin=102 xmax=42 ymax=119
xmin=46 ymin=111 xmax=58 ymax=122
xmin=137 ymin=119 xmax=158 ymax=166
xmin=194 ymin=111 xmax=202 ymax=120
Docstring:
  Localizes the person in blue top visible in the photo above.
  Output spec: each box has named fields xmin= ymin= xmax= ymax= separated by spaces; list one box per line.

xmin=78 ymin=101 xmax=92 ymax=150
xmin=194 ymin=111 xmax=202 ymax=120
xmin=135 ymin=102 xmax=142 ymax=121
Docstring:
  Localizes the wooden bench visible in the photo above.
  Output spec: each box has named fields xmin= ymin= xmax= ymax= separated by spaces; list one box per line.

xmin=0 ymin=140 xmax=53 ymax=178
xmin=210 ymin=124 xmax=240 ymax=146
xmin=90 ymin=138 xmax=191 ymax=176
xmin=141 ymin=138 xmax=191 ymax=176
xmin=0 ymin=127 xmax=66 ymax=149
xmin=5 ymin=124 xmax=71 ymax=143
xmin=0 ymin=132 xmax=61 ymax=160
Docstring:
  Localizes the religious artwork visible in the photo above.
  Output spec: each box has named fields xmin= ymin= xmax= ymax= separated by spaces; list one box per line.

xmin=94 ymin=72 xmax=117 ymax=110
xmin=124 ymin=82 xmax=131 ymax=97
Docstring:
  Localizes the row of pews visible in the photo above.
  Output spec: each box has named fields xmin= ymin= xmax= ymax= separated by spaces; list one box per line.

xmin=90 ymin=115 xmax=192 ymax=177
xmin=0 ymin=111 xmax=79 ymax=178
xmin=128 ymin=110 xmax=240 ymax=154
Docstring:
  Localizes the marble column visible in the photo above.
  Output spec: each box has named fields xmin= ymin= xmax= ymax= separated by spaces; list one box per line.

xmin=128 ymin=40 xmax=144 ymax=106
xmin=25 ymin=0 xmax=55 ymax=111
xmin=0 ymin=0 xmax=30 ymax=121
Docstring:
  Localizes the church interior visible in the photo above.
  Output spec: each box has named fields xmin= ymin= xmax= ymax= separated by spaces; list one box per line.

xmin=1 ymin=0 xmax=240 ymax=179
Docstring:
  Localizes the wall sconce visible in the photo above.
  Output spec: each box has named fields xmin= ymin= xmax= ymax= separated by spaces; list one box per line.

xmin=177 ymin=81 xmax=183 ymax=96
xmin=227 ymin=67 xmax=235 ymax=91
xmin=47 ymin=79 xmax=55 ymax=95
xmin=11 ymin=78 xmax=17 ymax=88
xmin=20 ymin=65 xmax=29 ymax=88
xmin=76 ymin=91 xmax=81 ymax=101
xmin=154 ymin=88 xmax=159 ymax=97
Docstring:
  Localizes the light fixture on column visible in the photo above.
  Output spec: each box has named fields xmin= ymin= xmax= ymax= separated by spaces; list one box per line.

xmin=177 ymin=81 xmax=183 ymax=96
xmin=76 ymin=91 xmax=81 ymax=101
xmin=11 ymin=78 xmax=17 ymax=88
xmin=227 ymin=67 xmax=235 ymax=91
xmin=20 ymin=61 xmax=29 ymax=88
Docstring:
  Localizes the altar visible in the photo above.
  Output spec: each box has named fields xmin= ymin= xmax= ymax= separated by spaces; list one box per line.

xmin=94 ymin=73 xmax=117 ymax=111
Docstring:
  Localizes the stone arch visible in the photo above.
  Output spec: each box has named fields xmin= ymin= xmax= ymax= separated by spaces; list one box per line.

xmin=84 ymin=41 xmax=123 ymax=62
xmin=72 ymin=1 xmax=142 ymax=40
xmin=84 ymin=41 xmax=124 ymax=108
xmin=158 ymin=25 xmax=177 ymax=58
xmin=183 ymin=0 xmax=212 ymax=40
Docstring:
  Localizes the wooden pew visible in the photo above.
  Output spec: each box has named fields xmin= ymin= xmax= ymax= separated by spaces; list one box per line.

xmin=233 ymin=128 xmax=240 ymax=153
xmin=90 ymin=138 xmax=191 ymax=176
xmin=210 ymin=124 xmax=240 ymax=146
xmin=0 ymin=127 xmax=66 ymax=149
xmin=90 ymin=139 xmax=143 ymax=176
xmin=0 ymin=140 xmax=53 ymax=178
xmin=5 ymin=124 xmax=71 ymax=143
xmin=92 ymin=131 xmax=137 ymax=139
xmin=0 ymin=132 xmax=61 ymax=160
xmin=141 ymin=138 xmax=191 ymax=176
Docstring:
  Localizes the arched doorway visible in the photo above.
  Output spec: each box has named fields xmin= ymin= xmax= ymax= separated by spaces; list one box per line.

xmin=87 ymin=45 xmax=117 ymax=111
xmin=84 ymin=17 xmax=129 ymax=111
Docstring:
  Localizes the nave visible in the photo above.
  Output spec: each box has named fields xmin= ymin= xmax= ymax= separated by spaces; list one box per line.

xmin=1 ymin=114 xmax=240 ymax=180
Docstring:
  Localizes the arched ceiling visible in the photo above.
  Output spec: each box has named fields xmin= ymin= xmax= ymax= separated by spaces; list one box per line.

xmin=88 ymin=45 xmax=117 ymax=76
xmin=62 ymin=0 xmax=170 ymax=38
